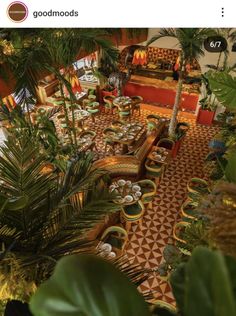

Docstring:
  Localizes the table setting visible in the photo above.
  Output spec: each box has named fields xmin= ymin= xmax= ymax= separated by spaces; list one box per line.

xmin=109 ymin=179 xmax=142 ymax=205
xmin=96 ymin=242 xmax=117 ymax=259
xmin=108 ymin=122 xmax=143 ymax=143
xmin=149 ymin=146 xmax=170 ymax=164
xmin=113 ymin=96 xmax=132 ymax=107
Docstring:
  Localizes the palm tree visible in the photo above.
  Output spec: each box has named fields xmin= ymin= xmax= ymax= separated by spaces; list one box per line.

xmin=147 ymin=28 xmax=213 ymax=137
xmin=0 ymin=131 xmax=120 ymax=303
xmin=2 ymin=29 xmax=119 ymax=150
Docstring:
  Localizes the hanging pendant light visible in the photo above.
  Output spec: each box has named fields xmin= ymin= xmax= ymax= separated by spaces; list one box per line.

xmin=132 ymin=48 xmax=147 ymax=66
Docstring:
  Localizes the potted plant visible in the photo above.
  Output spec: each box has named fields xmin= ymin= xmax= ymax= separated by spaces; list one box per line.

xmin=100 ymin=84 xmax=117 ymax=100
xmin=196 ymin=75 xmax=217 ymax=126
xmin=172 ymin=122 xmax=190 ymax=158
xmin=196 ymin=96 xmax=216 ymax=125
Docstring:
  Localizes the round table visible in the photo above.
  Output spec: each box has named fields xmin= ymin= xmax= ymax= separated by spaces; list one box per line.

xmin=113 ymin=96 xmax=132 ymax=108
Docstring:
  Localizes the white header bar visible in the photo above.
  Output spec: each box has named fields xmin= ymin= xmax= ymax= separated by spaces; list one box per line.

xmin=0 ymin=0 xmax=235 ymax=27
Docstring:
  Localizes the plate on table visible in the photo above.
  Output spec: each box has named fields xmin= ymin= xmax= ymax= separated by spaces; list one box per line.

xmin=117 ymin=133 xmax=123 ymax=137
xmin=100 ymin=243 xmax=112 ymax=253
xmin=108 ymin=252 xmax=116 ymax=258
xmin=156 ymin=154 xmax=162 ymax=160
xmin=135 ymin=191 xmax=142 ymax=198
xmin=132 ymin=185 xmax=141 ymax=192
xmin=126 ymin=180 xmax=132 ymax=187
xmin=124 ymin=195 xmax=134 ymax=203
xmin=117 ymin=179 xmax=126 ymax=186
xmin=127 ymin=135 xmax=134 ymax=140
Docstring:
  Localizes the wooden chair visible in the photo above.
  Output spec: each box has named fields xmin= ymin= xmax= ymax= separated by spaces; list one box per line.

xmin=136 ymin=179 xmax=156 ymax=209
xmin=78 ymin=131 xmax=98 ymax=152
xmin=111 ymin=120 xmax=125 ymax=129
xmin=173 ymin=221 xmax=191 ymax=244
xmin=130 ymin=95 xmax=143 ymax=116
xmin=103 ymin=95 xmax=116 ymax=114
xmin=118 ymin=104 xmax=131 ymax=121
xmin=103 ymin=127 xmax=119 ymax=154
xmin=101 ymin=226 xmax=128 ymax=256
xmin=146 ymin=114 xmax=161 ymax=134
xmin=86 ymin=102 xmax=100 ymax=123
xmin=187 ymin=177 xmax=209 ymax=195
xmin=151 ymin=300 xmax=177 ymax=314
xmin=82 ymin=98 xmax=92 ymax=109
xmin=121 ymin=200 xmax=145 ymax=231
xmin=145 ymin=158 xmax=164 ymax=186
xmin=156 ymin=138 xmax=175 ymax=151
xmin=88 ymin=94 xmax=97 ymax=101
xmin=180 ymin=199 xmax=199 ymax=220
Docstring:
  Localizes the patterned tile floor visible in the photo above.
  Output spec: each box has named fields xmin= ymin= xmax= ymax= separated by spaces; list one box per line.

xmin=52 ymin=103 xmax=219 ymax=303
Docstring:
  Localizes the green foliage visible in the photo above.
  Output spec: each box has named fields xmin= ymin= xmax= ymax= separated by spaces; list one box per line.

xmin=0 ymin=132 xmax=119 ymax=303
xmin=147 ymin=28 xmax=214 ymax=62
xmin=206 ymin=71 xmax=236 ymax=111
xmin=171 ymin=247 xmax=236 ymax=316
xmin=181 ymin=220 xmax=210 ymax=252
xmin=30 ymin=254 xmax=150 ymax=316
xmin=225 ymin=152 xmax=236 ymax=183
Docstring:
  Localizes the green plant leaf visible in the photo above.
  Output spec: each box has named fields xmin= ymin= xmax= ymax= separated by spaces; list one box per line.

xmin=170 ymin=263 xmax=186 ymax=314
xmin=30 ymin=254 xmax=151 ymax=316
xmin=171 ymin=247 xmax=236 ymax=316
xmin=225 ymin=153 xmax=236 ymax=183
xmin=207 ymin=71 xmax=236 ymax=111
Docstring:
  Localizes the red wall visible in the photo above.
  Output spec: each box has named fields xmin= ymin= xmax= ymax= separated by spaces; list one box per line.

xmin=124 ymin=82 xmax=199 ymax=112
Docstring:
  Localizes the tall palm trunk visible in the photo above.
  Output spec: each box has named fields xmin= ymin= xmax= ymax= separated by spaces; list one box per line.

xmin=168 ymin=55 xmax=184 ymax=137
xmin=58 ymin=82 xmax=75 ymax=151
xmin=70 ymin=99 xmax=78 ymax=148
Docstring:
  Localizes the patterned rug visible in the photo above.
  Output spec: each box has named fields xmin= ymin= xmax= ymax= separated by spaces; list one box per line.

xmin=51 ymin=104 xmax=219 ymax=303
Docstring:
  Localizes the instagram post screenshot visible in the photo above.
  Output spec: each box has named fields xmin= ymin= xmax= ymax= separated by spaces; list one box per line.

xmin=0 ymin=0 xmax=236 ymax=315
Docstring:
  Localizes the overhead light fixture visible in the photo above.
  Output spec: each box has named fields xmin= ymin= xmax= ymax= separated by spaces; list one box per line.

xmin=132 ymin=48 xmax=147 ymax=65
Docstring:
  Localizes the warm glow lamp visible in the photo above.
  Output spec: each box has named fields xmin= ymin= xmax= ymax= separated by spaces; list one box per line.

xmin=63 ymin=70 xmax=82 ymax=96
xmin=132 ymin=48 xmax=147 ymax=66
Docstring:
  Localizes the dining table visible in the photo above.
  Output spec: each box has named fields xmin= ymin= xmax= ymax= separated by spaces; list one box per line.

xmin=147 ymin=145 xmax=172 ymax=165
xmin=113 ymin=96 xmax=132 ymax=108
xmin=109 ymin=179 xmax=143 ymax=206
xmin=68 ymin=109 xmax=90 ymax=129
xmin=77 ymin=134 xmax=94 ymax=152
xmin=104 ymin=121 xmax=144 ymax=154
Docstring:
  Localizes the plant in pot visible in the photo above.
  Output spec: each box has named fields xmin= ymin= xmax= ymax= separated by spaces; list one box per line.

xmin=172 ymin=122 xmax=190 ymax=158
xmin=196 ymin=75 xmax=217 ymax=126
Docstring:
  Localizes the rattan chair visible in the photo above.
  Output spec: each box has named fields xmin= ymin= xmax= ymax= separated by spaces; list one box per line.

xmin=146 ymin=114 xmax=161 ymax=133
xmin=103 ymin=95 xmax=116 ymax=114
xmin=121 ymin=200 xmax=145 ymax=231
xmin=181 ymin=199 xmax=199 ymax=220
xmin=103 ymin=127 xmax=118 ymax=154
xmin=101 ymin=226 xmax=128 ymax=255
xmin=136 ymin=179 xmax=156 ymax=209
xmin=156 ymin=138 xmax=175 ymax=151
xmin=118 ymin=104 xmax=131 ymax=121
xmin=145 ymin=159 xmax=165 ymax=185
xmin=86 ymin=102 xmax=100 ymax=123
xmin=111 ymin=120 xmax=126 ymax=129
xmin=130 ymin=95 xmax=143 ymax=116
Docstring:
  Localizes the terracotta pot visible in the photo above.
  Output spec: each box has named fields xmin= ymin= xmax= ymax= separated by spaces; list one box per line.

xmin=196 ymin=108 xmax=215 ymax=126
xmin=172 ymin=138 xmax=183 ymax=158
xmin=100 ymin=88 xmax=117 ymax=102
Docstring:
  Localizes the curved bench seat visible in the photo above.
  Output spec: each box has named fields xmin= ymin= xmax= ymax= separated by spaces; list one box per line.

xmin=93 ymin=121 xmax=166 ymax=179
xmin=93 ymin=155 xmax=140 ymax=178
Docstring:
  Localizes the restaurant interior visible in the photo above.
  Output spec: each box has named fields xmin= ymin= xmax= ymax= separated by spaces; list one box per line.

xmin=0 ymin=28 xmax=236 ymax=315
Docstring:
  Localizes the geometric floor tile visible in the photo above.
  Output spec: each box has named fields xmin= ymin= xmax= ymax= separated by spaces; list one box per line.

xmin=52 ymin=103 xmax=219 ymax=303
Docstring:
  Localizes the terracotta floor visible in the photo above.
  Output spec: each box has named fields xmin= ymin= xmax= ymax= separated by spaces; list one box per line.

xmin=52 ymin=104 xmax=219 ymax=303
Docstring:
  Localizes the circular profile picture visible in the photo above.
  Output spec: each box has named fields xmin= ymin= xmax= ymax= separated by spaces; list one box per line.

xmin=7 ymin=2 xmax=28 ymax=22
